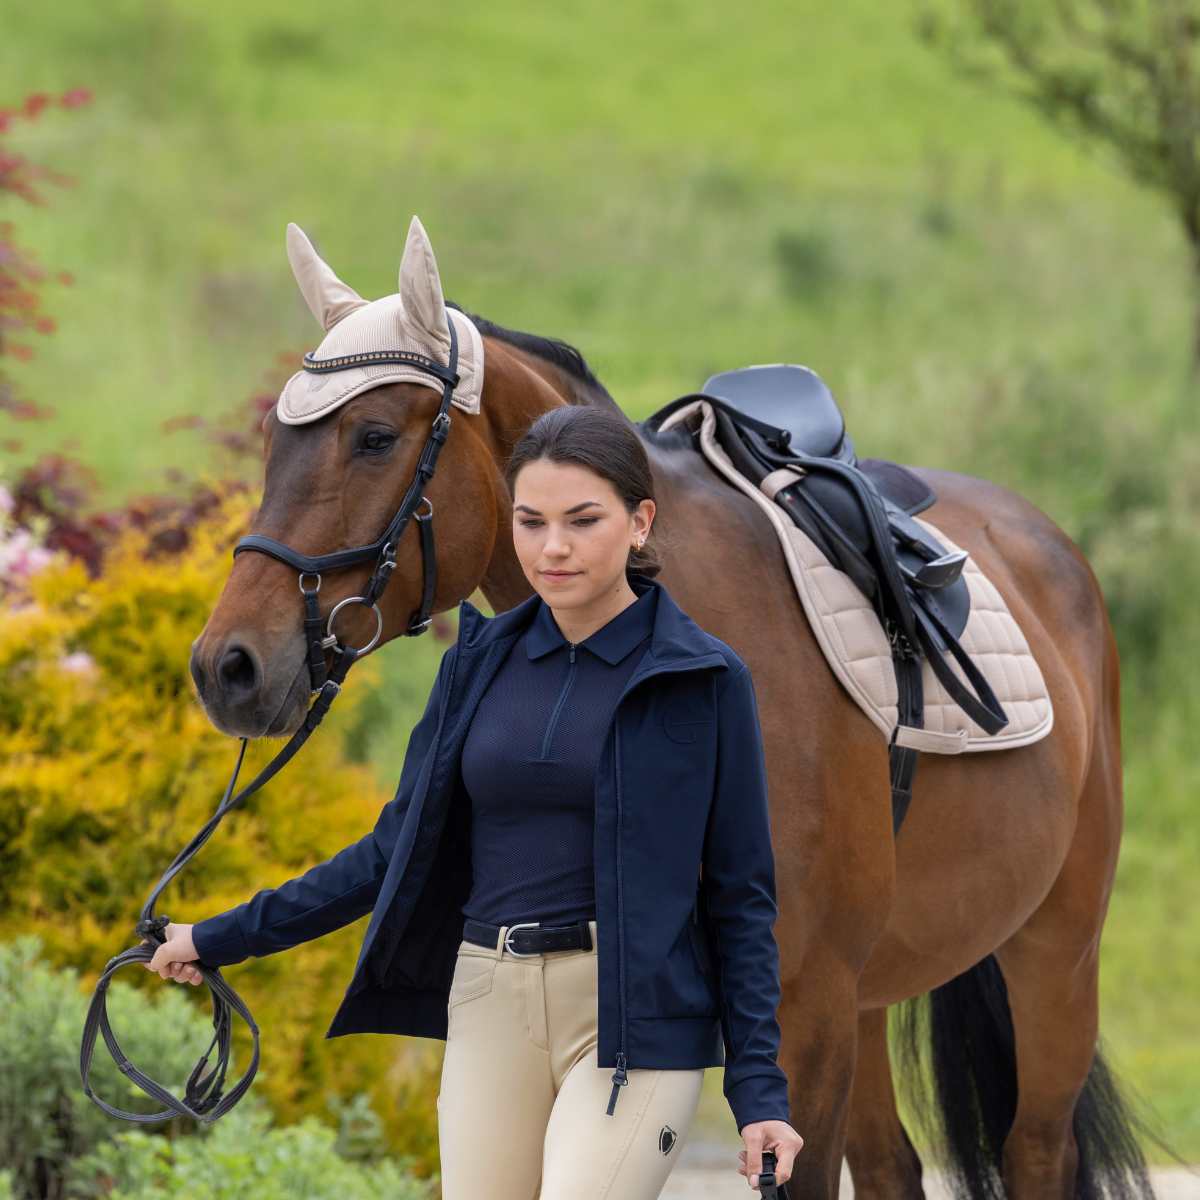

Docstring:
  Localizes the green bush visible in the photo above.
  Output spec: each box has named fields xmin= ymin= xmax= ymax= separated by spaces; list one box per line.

xmin=65 ymin=1101 xmax=437 ymax=1200
xmin=0 ymin=935 xmax=222 ymax=1199
xmin=0 ymin=936 xmax=436 ymax=1200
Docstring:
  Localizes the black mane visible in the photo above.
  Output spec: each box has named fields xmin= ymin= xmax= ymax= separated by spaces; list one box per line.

xmin=445 ymin=300 xmax=613 ymax=400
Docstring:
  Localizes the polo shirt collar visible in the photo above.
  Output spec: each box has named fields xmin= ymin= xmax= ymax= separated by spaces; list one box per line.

xmin=525 ymin=581 xmax=657 ymax=664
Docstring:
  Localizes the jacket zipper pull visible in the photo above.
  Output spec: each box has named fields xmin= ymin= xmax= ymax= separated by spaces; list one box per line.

xmin=606 ymin=1052 xmax=628 ymax=1115
xmin=569 ymin=642 xmax=576 ymax=663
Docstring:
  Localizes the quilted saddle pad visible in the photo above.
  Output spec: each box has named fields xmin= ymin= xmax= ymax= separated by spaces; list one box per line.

xmin=658 ymin=398 xmax=1054 ymax=754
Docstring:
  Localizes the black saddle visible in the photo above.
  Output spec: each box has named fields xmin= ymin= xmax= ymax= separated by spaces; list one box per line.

xmin=701 ymin=365 xmax=855 ymax=463
xmin=644 ymin=364 xmax=1009 ymax=834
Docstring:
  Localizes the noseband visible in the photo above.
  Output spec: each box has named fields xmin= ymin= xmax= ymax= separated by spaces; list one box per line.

xmin=80 ymin=318 xmax=461 ymax=1124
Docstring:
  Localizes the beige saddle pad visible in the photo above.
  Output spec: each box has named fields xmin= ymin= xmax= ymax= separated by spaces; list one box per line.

xmin=658 ymin=399 xmax=1054 ymax=754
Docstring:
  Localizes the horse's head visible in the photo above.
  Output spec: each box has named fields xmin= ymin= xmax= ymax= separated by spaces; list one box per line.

xmin=189 ymin=215 xmax=521 ymax=738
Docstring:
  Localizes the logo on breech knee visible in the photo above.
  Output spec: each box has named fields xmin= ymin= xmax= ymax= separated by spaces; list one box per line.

xmin=658 ymin=1124 xmax=677 ymax=1154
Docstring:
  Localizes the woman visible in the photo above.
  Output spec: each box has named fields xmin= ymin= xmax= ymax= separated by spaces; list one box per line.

xmin=148 ymin=405 xmax=803 ymax=1196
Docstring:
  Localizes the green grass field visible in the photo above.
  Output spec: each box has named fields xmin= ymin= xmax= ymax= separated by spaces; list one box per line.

xmin=5 ymin=0 xmax=1198 ymax=1161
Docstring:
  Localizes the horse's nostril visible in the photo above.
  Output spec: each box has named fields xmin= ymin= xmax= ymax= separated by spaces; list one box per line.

xmin=189 ymin=652 xmax=207 ymax=696
xmin=217 ymin=642 xmax=260 ymax=698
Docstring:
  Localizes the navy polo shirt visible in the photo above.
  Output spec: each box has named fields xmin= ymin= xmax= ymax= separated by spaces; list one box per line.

xmin=459 ymin=583 xmax=658 ymax=928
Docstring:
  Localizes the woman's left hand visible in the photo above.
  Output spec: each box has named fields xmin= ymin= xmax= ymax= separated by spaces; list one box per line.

xmin=737 ymin=1119 xmax=803 ymax=1189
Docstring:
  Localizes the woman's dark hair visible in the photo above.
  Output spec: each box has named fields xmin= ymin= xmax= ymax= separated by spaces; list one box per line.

xmin=503 ymin=406 xmax=662 ymax=580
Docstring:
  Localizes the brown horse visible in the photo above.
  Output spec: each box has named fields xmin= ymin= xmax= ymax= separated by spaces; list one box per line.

xmin=190 ymin=303 xmax=1152 ymax=1198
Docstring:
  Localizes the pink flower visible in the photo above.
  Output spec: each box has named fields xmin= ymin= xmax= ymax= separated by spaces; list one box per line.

xmin=0 ymin=528 xmax=55 ymax=578
xmin=26 ymin=544 xmax=54 ymax=572
xmin=58 ymin=650 xmax=97 ymax=676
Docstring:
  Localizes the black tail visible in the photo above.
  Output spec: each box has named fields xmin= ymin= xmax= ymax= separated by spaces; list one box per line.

xmin=892 ymin=954 xmax=1168 ymax=1199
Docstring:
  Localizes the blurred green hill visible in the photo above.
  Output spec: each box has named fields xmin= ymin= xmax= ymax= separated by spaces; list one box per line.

xmin=3 ymin=0 xmax=1196 ymax=1159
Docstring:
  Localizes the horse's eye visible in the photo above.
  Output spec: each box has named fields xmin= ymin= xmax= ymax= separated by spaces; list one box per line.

xmin=360 ymin=431 xmax=396 ymax=454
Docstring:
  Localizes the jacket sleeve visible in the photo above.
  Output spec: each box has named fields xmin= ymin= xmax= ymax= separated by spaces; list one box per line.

xmin=191 ymin=644 xmax=458 ymax=968
xmin=701 ymin=660 xmax=792 ymax=1134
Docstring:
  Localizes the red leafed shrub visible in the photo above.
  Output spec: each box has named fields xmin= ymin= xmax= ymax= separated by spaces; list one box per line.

xmin=0 ymin=87 xmax=93 ymax=422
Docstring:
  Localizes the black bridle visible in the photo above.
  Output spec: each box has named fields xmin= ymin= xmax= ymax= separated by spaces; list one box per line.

xmin=80 ymin=317 xmax=461 ymax=1124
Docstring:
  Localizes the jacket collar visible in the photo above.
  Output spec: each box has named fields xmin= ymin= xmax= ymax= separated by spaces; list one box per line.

xmin=456 ymin=572 xmax=724 ymax=668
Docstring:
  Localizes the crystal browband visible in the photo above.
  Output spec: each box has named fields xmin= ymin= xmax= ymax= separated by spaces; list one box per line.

xmin=302 ymin=348 xmax=444 ymax=374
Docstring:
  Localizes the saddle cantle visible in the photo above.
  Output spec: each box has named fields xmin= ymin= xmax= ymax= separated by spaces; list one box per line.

xmin=701 ymin=364 xmax=855 ymax=464
xmin=644 ymin=365 xmax=1051 ymax=835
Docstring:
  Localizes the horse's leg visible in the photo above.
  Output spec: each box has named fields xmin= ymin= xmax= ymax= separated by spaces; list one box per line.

xmin=773 ymin=752 xmax=897 ymax=1199
xmin=992 ymin=941 xmax=1098 ymax=1199
xmin=992 ymin=720 xmax=1123 ymax=1199
xmin=776 ymin=960 xmax=862 ymax=1199
xmin=844 ymin=1008 xmax=925 ymax=1199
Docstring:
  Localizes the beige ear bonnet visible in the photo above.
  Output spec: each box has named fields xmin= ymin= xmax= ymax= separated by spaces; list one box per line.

xmin=277 ymin=214 xmax=484 ymax=425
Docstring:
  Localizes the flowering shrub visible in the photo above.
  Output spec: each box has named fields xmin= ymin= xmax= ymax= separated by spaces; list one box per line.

xmin=0 ymin=479 xmax=55 ymax=599
xmin=0 ymin=490 xmax=443 ymax=1179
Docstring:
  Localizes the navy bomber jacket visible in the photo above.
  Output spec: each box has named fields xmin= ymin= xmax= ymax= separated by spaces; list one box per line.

xmin=191 ymin=572 xmax=791 ymax=1132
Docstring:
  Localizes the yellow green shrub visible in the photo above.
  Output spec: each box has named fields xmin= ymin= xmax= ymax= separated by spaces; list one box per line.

xmin=0 ymin=486 xmax=443 ymax=1178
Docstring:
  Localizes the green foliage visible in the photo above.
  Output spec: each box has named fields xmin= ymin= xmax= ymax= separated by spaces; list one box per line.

xmin=66 ymin=1101 xmax=437 ymax=1200
xmin=1 ymin=934 xmax=204 ymax=1198
xmin=0 ymin=935 xmax=438 ymax=1200
xmin=917 ymin=0 xmax=1200 ymax=368
xmin=917 ymin=0 xmax=1200 ymax=205
xmin=0 ymin=496 xmax=443 ymax=1175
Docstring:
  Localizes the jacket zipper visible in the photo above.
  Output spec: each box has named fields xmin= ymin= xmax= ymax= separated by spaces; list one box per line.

xmin=603 ymin=653 xmax=727 ymax=1117
xmin=606 ymin=718 xmax=628 ymax=1115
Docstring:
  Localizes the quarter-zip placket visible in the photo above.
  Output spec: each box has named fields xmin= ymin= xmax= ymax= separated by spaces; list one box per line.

xmin=538 ymin=641 xmax=578 ymax=759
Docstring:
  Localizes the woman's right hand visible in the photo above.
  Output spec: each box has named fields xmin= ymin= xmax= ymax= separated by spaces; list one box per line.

xmin=144 ymin=922 xmax=203 ymax=985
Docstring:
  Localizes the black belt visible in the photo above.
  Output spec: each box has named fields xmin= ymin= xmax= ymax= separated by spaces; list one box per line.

xmin=463 ymin=918 xmax=593 ymax=957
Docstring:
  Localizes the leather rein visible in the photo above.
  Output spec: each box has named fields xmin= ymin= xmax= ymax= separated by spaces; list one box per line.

xmin=79 ymin=318 xmax=461 ymax=1124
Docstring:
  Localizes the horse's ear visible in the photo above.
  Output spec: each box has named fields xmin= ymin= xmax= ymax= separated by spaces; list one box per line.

xmin=285 ymin=223 xmax=368 ymax=332
xmin=398 ymin=214 xmax=451 ymax=343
